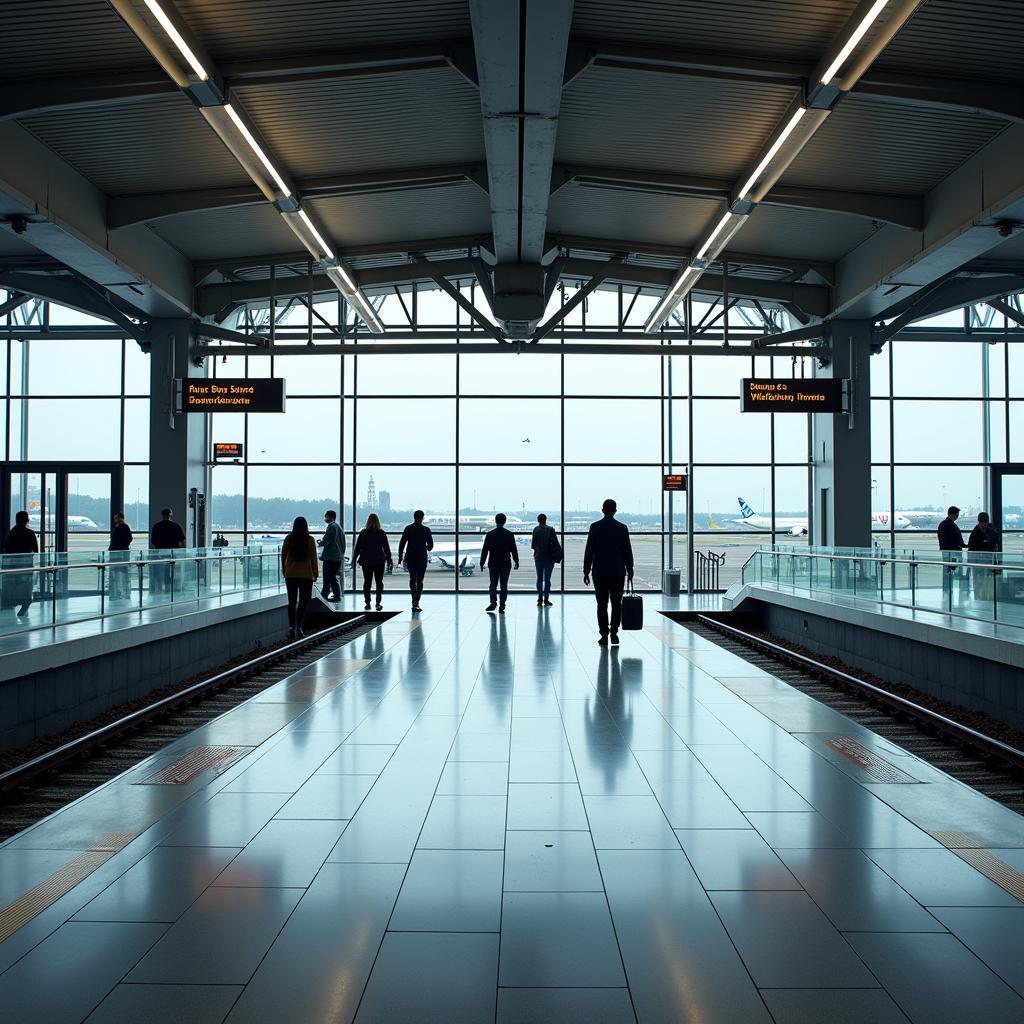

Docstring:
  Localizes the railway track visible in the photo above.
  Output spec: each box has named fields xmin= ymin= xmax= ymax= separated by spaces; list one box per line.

xmin=0 ymin=614 xmax=375 ymax=842
xmin=688 ymin=615 xmax=1024 ymax=815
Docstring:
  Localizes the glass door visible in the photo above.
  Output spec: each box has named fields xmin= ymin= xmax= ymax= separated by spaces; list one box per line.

xmin=991 ymin=465 xmax=1024 ymax=556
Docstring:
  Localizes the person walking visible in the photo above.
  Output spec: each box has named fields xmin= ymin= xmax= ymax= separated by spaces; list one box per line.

xmin=583 ymin=498 xmax=634 ymax=646
xmin=319 ymin=509 xmax=345 ymax=602
xmin=967 ymin=511 xmax=1000 ymax=601
xmin=353 ymin=513 xmax=392 ymax=610
xmin=479 ymin=513 xmax=519 ymax=614
xmin=531 ymin=513 xmax=560 ymax=607
xmin=108 ymin=511 xmax=133 ymax=601
xmin=149 ymin=506 xmax=186 ymax=594
xmin=937 ymin=505 xmax=965 ymax=604
xmin=2 ymin=511 xmax=38 ymax=618
xmin=281 ymin=516 xmax=318 ymax=638
xmin=398 ymin=510 xmax=433 ymax=612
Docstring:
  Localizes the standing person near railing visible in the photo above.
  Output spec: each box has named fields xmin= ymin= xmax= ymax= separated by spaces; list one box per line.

xmin=108 ymin=512 xmax=133 ymax=602
xmin=353 ymin=513 xmax=392 ymax=611
xmin=967 ymin=512 xmax=1000 ymax=602
xmin=937 ymin=505 xmax=966 ymax=603
xmin=281 ymin=516 xmax=319 ymax=639
xmin=149 ymin=507 xmax=186 ymax=595
xmin=319 ymin=510 xmax=345 ymax=603
xmin=2 ymin=511 xmax=38 ymax=618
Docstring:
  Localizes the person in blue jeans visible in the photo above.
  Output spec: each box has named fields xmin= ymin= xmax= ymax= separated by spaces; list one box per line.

xmin=531 ymin=513 xmax=559 ymax=606
xmin=479 ymin=513 xmax=519 ymax=613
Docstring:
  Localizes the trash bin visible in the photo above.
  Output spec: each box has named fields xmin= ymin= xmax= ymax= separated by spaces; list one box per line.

xmin=662 ymin=568 xmax=681 ymax=596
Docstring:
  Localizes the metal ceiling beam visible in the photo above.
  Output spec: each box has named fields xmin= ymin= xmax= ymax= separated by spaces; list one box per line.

xmin=987 ymin=297 xmax=1024 ymax=328
xmin=0 ymin=271 xmax=145 ymax=337
xmin=108 ymin=165 xmax=488 ymax=228
xmin=531 ymin=255 xmax=625 ymax=342
xmin=552 ymin=165 xmax=923 ymax=229
xmin=0 ymin=291 xmax=29 ymax=318
xmin=413 ymin=257 xmax=505 ymax=342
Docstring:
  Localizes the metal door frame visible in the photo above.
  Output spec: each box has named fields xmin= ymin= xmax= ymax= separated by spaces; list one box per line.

xmin=989 ymin=464 xmax=1024 ymax=534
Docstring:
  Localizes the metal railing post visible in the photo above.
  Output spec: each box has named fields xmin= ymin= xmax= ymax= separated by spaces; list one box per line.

xmin=910 ymin=562 xmax=916 ymax=607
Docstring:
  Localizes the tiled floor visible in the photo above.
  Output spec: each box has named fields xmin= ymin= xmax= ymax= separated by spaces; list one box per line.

xmin=1 ymin=594 xmax=1023 ymax=1023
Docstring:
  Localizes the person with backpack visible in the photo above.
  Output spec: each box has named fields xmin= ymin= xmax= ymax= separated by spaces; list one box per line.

xmin=531 ymin=513 xmax=561 ymax=606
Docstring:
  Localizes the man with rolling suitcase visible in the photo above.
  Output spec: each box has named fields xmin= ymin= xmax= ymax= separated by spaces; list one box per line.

xmin=583 ymin=498 xmax=634 ymax=646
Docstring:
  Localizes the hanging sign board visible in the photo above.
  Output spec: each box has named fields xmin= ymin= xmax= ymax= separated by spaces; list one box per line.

xmin=663 ymin=474 xmax=687 ymax=492
xmin=177 ymin=378 xmax=286 ymax=413
xmin=740 ymin=378 xmax=846 ymax=413
xmin=213 ymin=442 xmax=244 ymax=461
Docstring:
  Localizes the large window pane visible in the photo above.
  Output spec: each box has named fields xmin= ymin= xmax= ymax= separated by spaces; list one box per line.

xmin=773 ymin=413 xmax=808 ymax=463
xmin=458 ymin=466 xmax=560 ymax=524
xmin=357 ymin=398 xmax=454 ymax=462
xmin=273 ymin=354 xmax=341 ymax=396
xmin=20 ymin=398 xmax=121 ymax=460
xmin=870 ymin=471 xmax=893 ymax=533
xmin=564 ymin=354 xmax=660 ymax=396
xmin=692 ymin=466 xmax=771 ymax=532
xmin=354 ymin=466 xmax=454 ymax=529
xmin=28 ymin=338 xmax=123 ymax=395
xmin=892 ymin=342 xmax=983 ymax=397
xmin=565 ymin=399 xmax=660 ymax=463
xmin=893 ymin=401 xmax=981 ymax=462
xmin=894 ymin=466 xmax=984 ymax=521
xmin=666 ymin=397 xmax=689 ymax=463
xmin=123 ymin=465 xmax=149 ymax=538
xmin=459 ymin=352 xmax=561 ymax=395
xmin=211 ymin=465 xmax=245 ymax=532
xmin=246 ymin=467 xmax=341 ymax=536
xmin=871 ymin=400 xmax=890 ymax=463
xmin=774 ymin=467 xmax=809 ymax=527
xmin=357 ymin=352 xmax=455 ymax=395
xmin=459 ymin=399 xmax=560 ymax=462
xmin=692 ymin=355 xmax=753 ymax=397
xmin=124 ymin=399 xmax=149 ymax=462
xmin=691 ymin=399 xmax=770 ymax=463
xmin=564 ymin=467 xmax=662 ymax=526
xmin=248 ymin=398 xmax=339 ymax=462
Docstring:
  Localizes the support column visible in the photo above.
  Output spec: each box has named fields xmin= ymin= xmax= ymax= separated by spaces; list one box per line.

xmin=811 ymin=320 xmax=872 ymax=547
xmin=147 ymin=319 xmax=209 ymax=546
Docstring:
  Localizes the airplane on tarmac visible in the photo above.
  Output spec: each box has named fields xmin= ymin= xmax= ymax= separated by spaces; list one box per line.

xmin=731 ymin=498 xmax=910 ymax=535
xmin=422 ymin=513 xmax=529 ymax=532
xmin=27 ymin=513 xmax=101 ymax=531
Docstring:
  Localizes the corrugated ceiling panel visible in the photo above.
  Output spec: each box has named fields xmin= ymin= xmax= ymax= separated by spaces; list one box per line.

xmin=739 ymin=203 xmax=877 ymax=262
xmin=876 ymin=0 xmax=1024 ymax=83
xmin=308 ymin=182 xmax=491 ymax=247
xmin=0 ymin=0 xmax=152 ymax=80
xmin=558 ymin=68 xmax=797 ymax=178
xmin=784 ymin=96 xmax=1008 ymax=196
xmin=174 ymin=0 xmax=471 ymax=63
xmin=571 ymin=0 xmax=860 ymax=62
xmin=149 ymin=203 xmax=299 ymax=261
xmin=233 ymin=68 xmax=483 ymax=179
xmin=20 ymin=94 xmax=248 ymax=195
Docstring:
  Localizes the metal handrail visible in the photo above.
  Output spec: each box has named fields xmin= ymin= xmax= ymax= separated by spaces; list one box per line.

xmin=0 ymin=548 xmax=272 ymax=576
xmin=757 ymin=548 xmax=1020 ymax=571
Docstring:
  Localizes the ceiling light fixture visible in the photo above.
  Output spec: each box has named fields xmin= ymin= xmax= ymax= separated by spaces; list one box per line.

xmin=737 ymin=106 xmax=807 ymax=200
xmin=224 ymin=104 xmax=292 ymax=197
xmin=695 ymin=212 xmax=737 ymax=261
xmin=819 ymin=0 xmax=890 ymax=85
xmin=326 ymin=267 xmax=384 ymax=333
xmin=143 ymin=0 xmax=209 ymax=81
xmin=298 ymin=209 xmax=334 ymax=260
xmin=646 ymin=265 xmax=700 ymax=330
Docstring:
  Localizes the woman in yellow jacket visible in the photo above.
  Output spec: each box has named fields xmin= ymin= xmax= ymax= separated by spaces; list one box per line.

xmin=281 ymin=516 xmax=318 ymax=638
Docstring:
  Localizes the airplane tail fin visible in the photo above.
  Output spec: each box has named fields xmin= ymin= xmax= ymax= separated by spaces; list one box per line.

xmin=737 ymin=497 xmax=756 ymax=519
xmin=707 ymin=514 xmax=721 ymax=530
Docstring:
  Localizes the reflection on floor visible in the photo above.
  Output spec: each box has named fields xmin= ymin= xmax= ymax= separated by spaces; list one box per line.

xmin=1 ymin=595 xmax=1022 ymax=1023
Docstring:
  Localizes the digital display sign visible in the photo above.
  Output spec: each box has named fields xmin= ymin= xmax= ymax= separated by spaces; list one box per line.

xmin=177 ymin=378 xmax=286 ymax=413
xmin=741 ymin=378 xmax=846 ymax=413
xmin=213 ymin=442 xmax=244 ymax=460
xmin=663 ymin=474 xmax=687 ymax=492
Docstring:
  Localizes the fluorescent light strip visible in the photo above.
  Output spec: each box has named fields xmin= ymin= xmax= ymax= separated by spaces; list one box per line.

xmin=224 ymin=104 xmax=291 ymax=198
xmin=737 ymin=106 xmax=807 ymax=199
xmin=648 ymin=266 xmax=700 ymax=327
xmin=820 ymin=0 xmax=890 ymax=85
xmin=695 ymin=212 xmax=736 ymax=261
xmin=298 ymin=209 xmax=334 ymax=260
xmin=143 ymin=0 xmax=208 ymax=81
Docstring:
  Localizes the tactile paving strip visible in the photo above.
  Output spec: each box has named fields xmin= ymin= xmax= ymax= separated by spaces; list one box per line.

xmin=931 ymin=830 xmax=1024 ymax=903
xmin=134 ymin=745 xmax=251 ymax=786
xmin=826 ymin=737 xmax=919 ymax=784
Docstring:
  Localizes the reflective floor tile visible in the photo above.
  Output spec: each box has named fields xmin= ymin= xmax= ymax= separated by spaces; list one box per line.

xmin=0 ymin=921 xmax=167 ymax=1024
xmin=761 ymin=988 xmax=910 ymax=1024
xmin=503 ymin=831 xmax=602 ymax=892
xmin=632 ymin=748 xmax=712 ymax=783
xmin=662 ymin=717 xmax=742 ymax=744
xmin=691 ymin=748 xmax=812 ymax=812
xmin=450 ymin=732 xmax=511 ymax=761
xmin=437 ymin=761 xmax=509 ymax=795
xmin=496 ymin=987 xmax=636 ymax=1024
xmin=710 ymin=890 xmax=877 ymax=987
xmin=676 ymin=829 xmax=800 ymax=890
xmin=622 ymin=717 xmax=689 ymax=751
xmin=506 ymin=784 xmax=588 ymax=830
xmin=0 ymin=848 xmax=84 ymax=906
xmin=225 ymin=863 xmax=405 ymax=1024
xmin=275 ymin=774 xmax=376 ymax=819
xmin=355 ymin=932 xmax=499 ymax=1024
xmin=390 ymin=849 xmax=503 ymax=931
xmin=599 ymin=849 xmax=772 ymax=1023
xmin=746 ymin=810 xmax=860 ymax=849
xmin=509 ymin=748 xmax=578 ymax=783
xmin=847 ymin=931 xmax=1024 ymax=1023
xmin=583 ymin=794 xmax=678 ymax=849
xmin=511 ymin=717 xmax=570 ymax=753
xmin=160 ymin=792 xmax=289 ymax=847
xmin=778 ymin=849 xmax=946 ymax=932
xmin=315 ymin=743 xmax=396 ymax=774
xmin=866 ymin=848 xmax=1023 ymax=907
xmin=418 ymin=794 xmax=507 ymax=849
xmin=213 ymin=819 xmax=346 ymax=887
xmin=499 ymin=892 xmax=625 ymax=986
xmin=128 ymin=886 xmax=303 ymax=984
xmin=85 ymin=983 xmax=243 ymax=1023
xmin=75 ymin=845 xmax=239 ymax=922
xmin=649 ymin=778 xmax=749 ymax=828
xmin=929 ymin=906 xmax=1024 ymax=996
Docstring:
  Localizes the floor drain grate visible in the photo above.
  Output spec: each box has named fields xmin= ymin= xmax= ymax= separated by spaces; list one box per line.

xmin=827 ymin=737 xmax=919 ymax=784
xmin=135 ymin=745 xmax=251 ymax=786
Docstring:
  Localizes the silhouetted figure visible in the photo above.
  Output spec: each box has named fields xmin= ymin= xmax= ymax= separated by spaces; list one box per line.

xmin=319 ymin=509 xmax=345 ymax=602
xmin=937 ymin=505 xmax=965 ymax=602
xmin=398 ymin=510 xmax=433 ymax=611
xmin=531 ymin=513 xmax=560 ymax=607
xmin=2 ymin=510 xmax=38 ymax=617
xmin=281 ymin=516 xmax=318 ymax=638
xmin=149 ymin=506 xmax=186 ymax=594
xmin=583 ymin=498 xmax=634 ymax=645
xmin=967 ymin=511 xmax=1000 ymax=602
xmin=353 ymin=513 xmax=392 ymax=610
xmin=212 ymin=532 xmax=229 ymax=548
xmin=108 ymin=511 xmax=133 ymax=601
xmin=480 ymin=513 xmax=519 ymax=613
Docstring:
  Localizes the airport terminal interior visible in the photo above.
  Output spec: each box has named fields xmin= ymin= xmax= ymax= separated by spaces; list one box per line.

xmin=1 ymin=1 xmax=1024 ymax=1021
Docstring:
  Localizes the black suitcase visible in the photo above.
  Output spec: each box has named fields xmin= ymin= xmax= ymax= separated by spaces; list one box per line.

xmin=620 ymin=582 xmax=643 ymax=630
